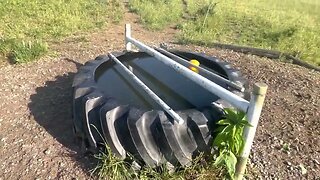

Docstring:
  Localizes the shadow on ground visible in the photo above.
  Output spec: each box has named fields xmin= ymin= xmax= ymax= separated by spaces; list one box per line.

xmin=28 ymin=59 xmax=97 ymax=176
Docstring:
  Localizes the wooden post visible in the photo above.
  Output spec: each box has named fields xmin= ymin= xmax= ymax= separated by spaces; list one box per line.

xmin=125 ymin=24 xmax=132 ymax=51
xmin=235 ymin=83 xmax=268 ymax=180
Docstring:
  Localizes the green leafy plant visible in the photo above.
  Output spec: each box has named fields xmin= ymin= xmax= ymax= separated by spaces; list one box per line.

xmin=282 ymin=143 xmax=291 ymax=152
xmin=213 ymin=108 xmax=252 ymax=178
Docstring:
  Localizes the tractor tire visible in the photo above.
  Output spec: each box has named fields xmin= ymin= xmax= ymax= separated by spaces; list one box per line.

xmin=72 ymin=51 xmax=247 ymax=167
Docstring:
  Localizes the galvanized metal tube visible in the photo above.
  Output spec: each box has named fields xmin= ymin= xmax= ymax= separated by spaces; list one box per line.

xmin=235 ymin=83 xmax=267 ymax=180
xmin=155 ymin=47 xmax=245 ymax=92
xmin=108 ymin=53 xmax=185 ymax=125
xmin=125 ymin=24 xmax=132 ymax=51
xmin=125 ymin=35 xmax=250 ymax=111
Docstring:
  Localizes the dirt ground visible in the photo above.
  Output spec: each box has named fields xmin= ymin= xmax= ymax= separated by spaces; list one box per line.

xmin=0 ymin=10 xmax=319 ymax=180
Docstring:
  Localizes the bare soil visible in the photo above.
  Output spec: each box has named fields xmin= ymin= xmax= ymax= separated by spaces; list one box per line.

xmin=0 ymin=10 xmax=319 ymax=180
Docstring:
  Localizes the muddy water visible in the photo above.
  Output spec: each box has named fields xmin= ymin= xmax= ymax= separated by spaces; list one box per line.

xmin=95 ymin=53 xmax=219 ymax=111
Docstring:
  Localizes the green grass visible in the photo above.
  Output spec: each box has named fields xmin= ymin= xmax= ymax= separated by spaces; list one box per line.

xmin=129 ymin=0 xmax=184 ymax=30
xmin=0 ymin=0 xmax=124 ymax=63
xmin=92 ymin=144 xmax=225 ymax=180
xmin=0 ymin=38 xmax=48 ymax=63
xmin=130 ymin=0 xmax=320 ymax=65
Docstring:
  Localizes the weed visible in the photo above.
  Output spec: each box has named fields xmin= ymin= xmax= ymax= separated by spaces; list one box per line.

xmin=93 ymin=144 xmax=223 ymax=179
xmin=91 ymin=145 xmax=135 ymax=180
xmin=213 ymin=108 xmax=251 ymax=179
xmin=282 ymin=143 xmax=291 ymax=152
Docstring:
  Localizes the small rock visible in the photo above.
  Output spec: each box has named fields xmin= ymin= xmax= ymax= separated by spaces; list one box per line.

xmin=285 ymin=161 xmax=292 ymax=166
xmin=61 ymin=162 xmax=66 ymax=167
xmin=279 ymin=139 xmax=283 ymax=145
xmin=313 ymin=159 xmax=320 ymax=165
xmin=299 ymin=164 xmax=307 ymax=175
xmin=43 ymin=149 xmax=50 ymax=155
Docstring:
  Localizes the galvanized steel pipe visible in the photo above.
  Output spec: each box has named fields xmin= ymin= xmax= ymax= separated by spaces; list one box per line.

xmin=125 ymin=33 xmax=250 ymax=112
xmin=108 ymin=53 xmax=185 ymax=125
xmin=155 ymin=47 xmax=245 ymax=92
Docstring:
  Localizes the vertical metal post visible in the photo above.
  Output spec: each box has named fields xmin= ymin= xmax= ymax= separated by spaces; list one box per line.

xmin=235 ymin=83 xmax=268 ymax=180
xmin=125 ymin=24 xmax=132 ymax=51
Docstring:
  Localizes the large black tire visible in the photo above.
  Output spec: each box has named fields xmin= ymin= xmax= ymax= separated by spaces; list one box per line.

xmin=72 ymin=51 xmax=247 ymax=167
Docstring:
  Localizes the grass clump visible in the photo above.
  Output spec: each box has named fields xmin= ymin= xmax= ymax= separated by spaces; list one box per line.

xmin=93 ymin=145 xmax=224 ymax=180
xmin=92 ymin=146 xmax=134 ymax=179
xmin=0 ymin=0 xmax=124 ymax=63
xmin=0 ymin=39 xmax=48 ymax=63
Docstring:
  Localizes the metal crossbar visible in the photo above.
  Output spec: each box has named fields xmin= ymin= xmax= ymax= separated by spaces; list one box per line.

xmin=154 ymin=47 xmax=245 ymax=92
xmin=108 ymin=53 xmax=185 ymax=125
xmin=125 ymin=32 xmax=250 ymax=112
xmin=124 ymin=24 xmax=268 ymax=179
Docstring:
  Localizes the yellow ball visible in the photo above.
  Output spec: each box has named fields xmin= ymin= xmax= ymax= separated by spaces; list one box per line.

xmin=189 ymin=59 xmax=200 ymax=73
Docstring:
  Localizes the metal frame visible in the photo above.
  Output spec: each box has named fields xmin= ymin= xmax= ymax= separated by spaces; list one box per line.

xmin=125 ymin=26 xmax=250 ymax=112
xmin=123 ymin=24 xmax=267 ymax=179
xmin=108 ymin=53 xmax=185 ymax=124
xmin=154 ymin=47 xmax=245 ymax=92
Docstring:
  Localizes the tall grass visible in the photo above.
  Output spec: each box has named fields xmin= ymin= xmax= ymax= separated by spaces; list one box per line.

xmin=0 ymin=0 xmax=124 ymax=63
xmin=92 ymin=144 xmax=224 ymax=179
xmin=180 ymin=0 xmax=320 ymax=65
xmin=130 ymin=0 xmax=320 ymax=65
xmin=129 ymin=0 xmax=184 ymax=30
